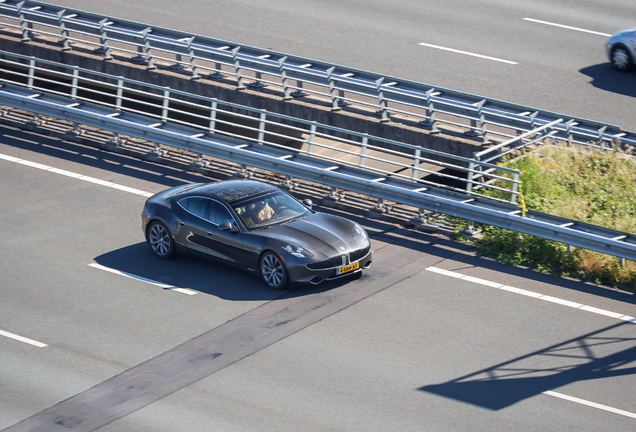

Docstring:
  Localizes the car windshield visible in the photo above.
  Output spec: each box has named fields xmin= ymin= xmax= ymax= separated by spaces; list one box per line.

xmin=233 ymin=191 xmax=312 ymax=230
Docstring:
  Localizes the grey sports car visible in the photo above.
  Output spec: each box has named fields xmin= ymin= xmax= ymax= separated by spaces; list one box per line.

xmin=141 ymin=180 xmax=372 ymax=289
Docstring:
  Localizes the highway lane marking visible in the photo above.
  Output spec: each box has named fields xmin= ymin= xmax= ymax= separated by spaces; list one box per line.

xmin=418 ymin=42 xmax=518 ymax=65
xmin=88 ymin=263 xmax=198 ymax=295
xmin=0 ymin=329 xmax=47 ymax=348
xmin=0 ymin=152 xmax=153 ymax=197
xmin=544 ymin=391 xmax=636 ymax=420
xmin=522 ymin=18 xmax=611 ymax=37
xmin=426 ymin=267 xmax=635 ymax=323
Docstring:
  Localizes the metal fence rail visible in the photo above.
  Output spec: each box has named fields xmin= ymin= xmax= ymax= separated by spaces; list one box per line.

xmin=1 ymin=0 xmax=635 ymax=153
xmin=0 ymin=51 xmax=522 ymax=203
xmin=1 ymin=82 xmax=636 ymax=261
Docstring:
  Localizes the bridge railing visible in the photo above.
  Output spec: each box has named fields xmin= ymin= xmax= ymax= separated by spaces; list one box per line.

xmin=0 ymin=52 xmax=523 ymax=203
xmin=0 ymin=0 xmax=634 ymax=152
xmin=2 ymin=79 xmax=636 ymax=261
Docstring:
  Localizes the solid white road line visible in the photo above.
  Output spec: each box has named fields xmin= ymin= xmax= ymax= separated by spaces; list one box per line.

xmin=544 ymin=391 xmax=636 ymax=419
xmin=0 ymin=329 xmax=47 ymax=348
xmin=88 ymin=263 xmax=197 ymax=295
xmin=0 ymin=151 xmax=153 ymax=197
xmin=425 ymin=266 xmax=635 ymax=323
xmin=523 ymin=18 xmax=611 ymax=37
xmin=418 ymin=42 xmax=518 ymax=65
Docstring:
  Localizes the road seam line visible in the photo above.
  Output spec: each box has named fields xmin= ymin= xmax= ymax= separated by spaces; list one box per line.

xmin=88 ymin=263 xmax=197 ymax=295
xmin=0 ymin=329 xmax=47 ymax=348
xmin=425 ymin=266 xmax=635 ymax=323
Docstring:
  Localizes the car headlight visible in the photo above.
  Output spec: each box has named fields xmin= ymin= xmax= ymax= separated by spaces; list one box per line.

xmin=354 ymin=223 xmax=368 ymax=243
xmin=282 ymin=244 xmax=314 ymax=258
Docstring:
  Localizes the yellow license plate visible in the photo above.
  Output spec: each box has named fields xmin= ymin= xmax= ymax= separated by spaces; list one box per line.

xmin=337 ymin=262 xmax=359 ymax=275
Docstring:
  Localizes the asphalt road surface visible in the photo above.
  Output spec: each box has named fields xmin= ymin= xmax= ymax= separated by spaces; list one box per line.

xmin=2 ymin=123 xmax=636 ymax=431
xmin=46 ymin=0 xmax=636 ymax=132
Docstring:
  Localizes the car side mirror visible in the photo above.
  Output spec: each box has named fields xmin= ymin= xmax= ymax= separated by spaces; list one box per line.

xmin=219 ymin=222 xmax=239 ymax=232
xmin=302 ymin=198 xmax=313 ymax=209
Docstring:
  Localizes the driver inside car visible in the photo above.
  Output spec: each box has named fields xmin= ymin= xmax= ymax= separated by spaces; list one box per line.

xmin=257 ymin=200 xmax=275 ymax=221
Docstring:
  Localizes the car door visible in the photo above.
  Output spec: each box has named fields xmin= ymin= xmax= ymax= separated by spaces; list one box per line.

xmin=204 ymin=200 xmax=251 ymax=267
xmin=174 ymin=197 xmax=212 ymax=255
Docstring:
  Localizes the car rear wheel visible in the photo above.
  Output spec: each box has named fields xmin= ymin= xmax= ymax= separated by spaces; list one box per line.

xmin=148 ymin=221 xmax=175 ymax=259
xmin=260 ymin=251 xmax=288 ymax=290
xmin=611 ymin=46 xmax=633 ymax=72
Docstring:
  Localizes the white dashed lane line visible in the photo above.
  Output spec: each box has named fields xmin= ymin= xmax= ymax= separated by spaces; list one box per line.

xmin=426 ymin=266 xmax=635 ymax=323
xmin=522 ymin=18 xmax=611 ymax=37
xmin=544 ymin=391 xmax=636 ymax=420
xmin=0 ymin=329 xmax=47 ymax=348
xmin=0 ymin=152 xmax=153 ymax=197
xmin=88 ymin=263 xmax=198 ymax=295
xmin=417 ymin=42 xmax=518 ymax=65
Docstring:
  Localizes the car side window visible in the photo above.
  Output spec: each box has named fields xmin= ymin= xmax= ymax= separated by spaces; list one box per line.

xmin=179 ymin=197 xmax=209 ymax=219
xmin=209 ymin=200 xmax=235 ymax=226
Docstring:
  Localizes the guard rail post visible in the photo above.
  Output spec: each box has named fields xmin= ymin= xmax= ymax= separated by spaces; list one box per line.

xmin=257 ymin=112 xmax=267 ymax=145
xmin=597 ymin=126 xmax=608 ymax=150
xmin=116 ymin=78 xmax=124 ymax=110
xmin=142 ymin=28 xmax=156 ymax=70
xmin=412 ymin=148 xmax=421 ymax=180
xmin=186 ymin=37 xmax=200 ymax=80
xmin=510 ymin=172 xmax=520 ymax=204
xmin=71 ymin=67 xmax=79 ymax=99
xmin=360 ymin=134 xmax=368 ymax=167
xmin=231 ymin=47 xmax=245 ymax=90
xmin=375 ymin=77 xmax=390 ymax=123
xmin=16 ymin=1 xmax=31 ymax=42
xmin=209 ymin=100 xmax=217 ymax=133
xmin=326 ymin=67 xmax=341 ymax=111
xmin=56 ymin=9 xmax=71 ymax=51
xmin=420 ymin=88 xmax=439 ymax=133
xmin=308 ymin=122 xmax=316 ymax=154
xmin=278 ymin=57 xmax=292 ymax=101
xmin=476 ymin=100 xmax=489 ymax=144
xmin=565 ymin=119 xmax=576 ymax=146
xmin=96 ymin=18 xmax=113 ymax=60
xmin=162 ymin=88 xmax=170 ymax=122
xmin=27 ymin=58 xmax=35 ymax=89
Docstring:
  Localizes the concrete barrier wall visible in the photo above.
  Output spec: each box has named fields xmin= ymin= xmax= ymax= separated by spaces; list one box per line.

xmin=0 ymin=33 xmax=485 ymax=165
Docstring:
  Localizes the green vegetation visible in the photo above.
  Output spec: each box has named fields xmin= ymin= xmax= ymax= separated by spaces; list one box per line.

xmin=457 ymin=143 xmax=636 ymax=291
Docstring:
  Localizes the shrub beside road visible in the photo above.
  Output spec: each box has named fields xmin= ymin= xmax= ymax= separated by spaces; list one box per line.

xmin=458 ymin=144 xmax=636 ymax=291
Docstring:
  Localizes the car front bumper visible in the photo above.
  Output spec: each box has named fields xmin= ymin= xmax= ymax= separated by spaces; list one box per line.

xmin=284 ymin=245 xmax=373 ymax=285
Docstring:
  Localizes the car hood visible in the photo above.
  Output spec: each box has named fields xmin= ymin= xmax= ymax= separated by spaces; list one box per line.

xmin=256 ymin=213 xmax=366 ymax=258
xmin=610 ymin=28 xmax=636 ymax=39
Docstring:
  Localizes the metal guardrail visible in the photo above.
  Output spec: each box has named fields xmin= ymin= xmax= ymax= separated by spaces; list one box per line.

xmin=1 ymin=82 xmax=636 ymax=261
xmin=0 ymin=51 xmax=522 ymax=203
xmin=1 ymin=0 xmax=635 ymax=155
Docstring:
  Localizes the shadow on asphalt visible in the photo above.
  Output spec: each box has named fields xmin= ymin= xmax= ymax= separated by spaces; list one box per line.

xmin=579 ymin=63 xmax=636 ymax=98
xmin=420 ymin=321 xmax=636 ymax=410
xmin=92 ymin=242 xmax=365 ymax=302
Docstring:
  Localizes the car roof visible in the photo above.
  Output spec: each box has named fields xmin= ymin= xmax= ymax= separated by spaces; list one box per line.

xmin=184 ymin=180 xmax=280 ymax=205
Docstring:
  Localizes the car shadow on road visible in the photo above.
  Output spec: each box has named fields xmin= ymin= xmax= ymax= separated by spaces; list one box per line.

xmin=579 ymin=63 xmax=636 ymax=98
xmin=92 ymin=242 xmax=365 ymax=301
xmin=419 ymin=321 xmax=636 ymax=410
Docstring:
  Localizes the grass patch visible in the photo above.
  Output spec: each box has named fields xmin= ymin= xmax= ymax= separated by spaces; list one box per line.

xmin=461 ymin=143 xmax=636 ymax=291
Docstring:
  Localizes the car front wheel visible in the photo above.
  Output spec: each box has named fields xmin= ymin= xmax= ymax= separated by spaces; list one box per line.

xmin=611 ymin=46 xmax=633 ymax=72
xmin=260 ymin=251 xmax=288 ymax=290
xmin=148 ymin=221 xmax=175 ymax=259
